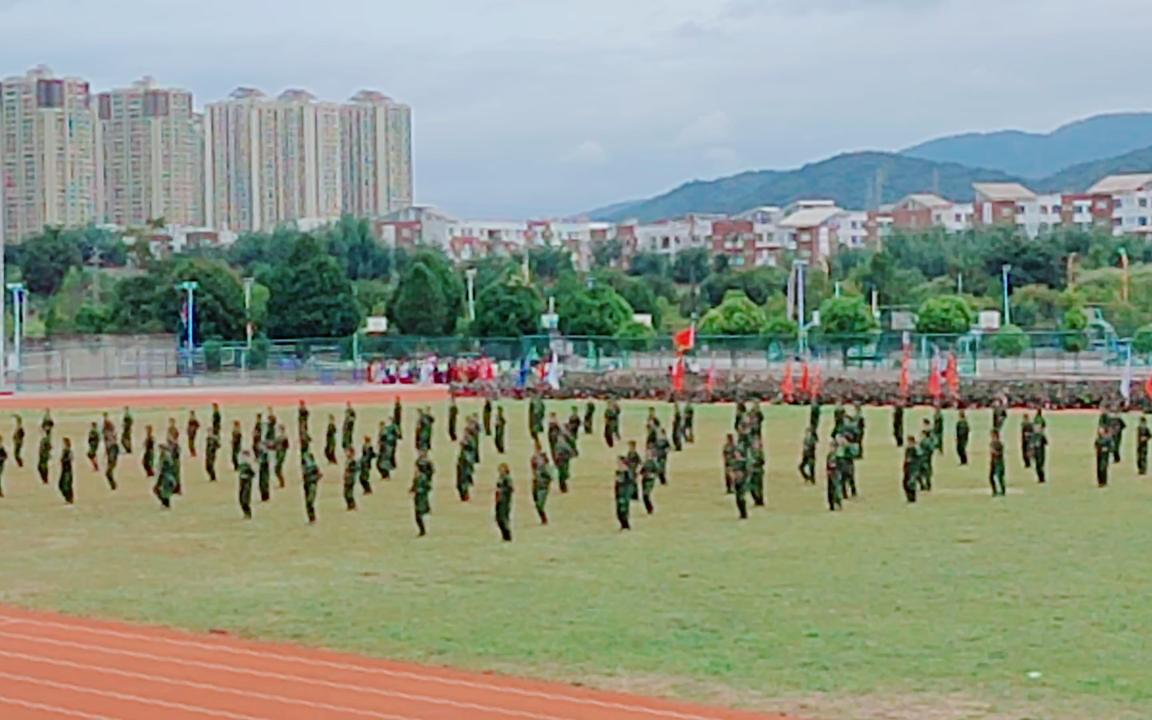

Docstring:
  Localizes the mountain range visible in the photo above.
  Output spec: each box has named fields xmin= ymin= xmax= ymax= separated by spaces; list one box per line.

xmin=589 ymin=113 xmax=1152 ymax=223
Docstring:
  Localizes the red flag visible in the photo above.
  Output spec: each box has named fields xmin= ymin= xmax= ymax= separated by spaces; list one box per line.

xmin=781 ymin=360 xmax=795 ymax=403
xmin=673 ymin=325 xmax=696 ymax=353
xmin=671 ymin=356 xmax=685 ymax=393
xmin=1144 ymin=371 xmax=1152 ymax=400
xmin=945 ymin=352 xmax=959 ymax=399
xmin=928 ymin=354 xmax=942 ymax=400
xmin=799 ymin=362 xmax=810 ymax=396
xmin=899 ymin=343 xmax=911 ymax=398
xmin=812 ymin=365 xmax=822 ymax=399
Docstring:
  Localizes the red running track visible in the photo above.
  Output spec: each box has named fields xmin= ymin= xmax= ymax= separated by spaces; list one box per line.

xmin=0 ymin=607 xmax=789 ymax=720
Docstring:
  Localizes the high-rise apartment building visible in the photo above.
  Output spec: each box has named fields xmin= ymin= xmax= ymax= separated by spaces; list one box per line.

xmin=97 ymin=77 xmax=198 ymax=227
xmin=206 ymin=88 xmax=346 ymax=233
xmin=0 ymin=66 xmax=99 ymax=242
xmin=341 ymin=90 xmax=413 ymax=218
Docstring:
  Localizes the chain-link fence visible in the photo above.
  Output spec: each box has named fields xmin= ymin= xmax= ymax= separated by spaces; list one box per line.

xmin=1 ymin=329 xmax=1138 ymax=393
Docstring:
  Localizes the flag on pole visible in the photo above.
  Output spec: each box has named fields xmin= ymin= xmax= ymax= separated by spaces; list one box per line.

xmin=899 ymin=343 xmax=911 ymax=398
xmin=928 ymin=352 xmax=942 ymax=400
xmin=673 ymin=325 xmax=696 ymax=353
xmin=1121 ymin=350 xmax=1133 ymax=403
xmin=546 ymin=351 xmax=562 ymax=390
xmin=671 ymin=355 xmax=685 ymax=393
xmin=798 ymin=361 xmax=810 ymax=397
xmin=945 ymin=352 xmax=959 ymax=399
xmin=1144 ymin=369 xmax=1152 ymax=401
xmin=781 ymin=359 xmax=795 ymax=403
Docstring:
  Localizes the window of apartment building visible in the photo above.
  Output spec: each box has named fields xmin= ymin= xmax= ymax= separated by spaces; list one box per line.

xmin=1040 ymin=206 xmax=1048 ymax=214
xmin=1052 ymin=205 xmax=1062 ymax=214
xmin=1141 ymin=198 xmax=1149 ymax=208
xmin=1139 ymin=217 xmax=1149 ymax=227
xmin=1115 ymin=199 xmax=1123 ymax=209
xmin=1016 ymin=204 xmax=1027 ymax=214
xmin=1114 ymin=218 xmax=1123 ymax=227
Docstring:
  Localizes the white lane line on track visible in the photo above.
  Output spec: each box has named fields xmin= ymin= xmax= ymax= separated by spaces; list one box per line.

xmin=0 ymin=636 xmax=569 ymax=720
xmin=0 ymin=695 xmax=115 ymax=720
xmin=0 ymin=614 xmax=738 ymax=720
xmin=0 ymin=670 xmax=266 ymax=720
xmin=0 ymin=649 xmax=422 ymax=720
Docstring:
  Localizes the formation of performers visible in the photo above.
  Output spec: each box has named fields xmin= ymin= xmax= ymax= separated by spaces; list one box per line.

xmin=1 ymin=393 xmax=1146 ymax=538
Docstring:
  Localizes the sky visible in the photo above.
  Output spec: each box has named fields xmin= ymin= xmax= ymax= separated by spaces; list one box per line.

xmin=1 ymin=0 xmax=1150 ymax=218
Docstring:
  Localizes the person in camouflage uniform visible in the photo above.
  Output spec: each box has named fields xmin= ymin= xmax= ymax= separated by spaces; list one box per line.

xmin=722 ymin=434 xmax=738 ymax=494
xmin=187 ymin=410 xmax=201 ymax=458
xmin=393 ymin=396 xmax=403 ymax=429
xmin=932 ymin=404 xmax=945 ymax=456
xmin=411 ymin=450 xmax=434 ymax=536
xmin=837 ymin=430 xmax=857 ymax=499
xmin=256 ymin=435 xmax=271 ymax=503
xmin=13 ymin=416 xmax=24 ymax=468
xmin=494 ymin=405 xmax=507 ymax=454
xmin=992 ymin=398 xmax=1007 ymax=434
xmin=121 ymin=407 xmax=134 ymax=454
xmin=205 ymin=426 xmax=221 ymax=483
xmin=734 ymin=399 xmax=747 ymax=434
xmin=809 ymin=400 xmax=822 ymax=435
xmin=640 ymin=450 xmax=659 ymax=515
xmin=547 ymin=412 xmax=562 ymax=460
xmin=169 ymin=432 xmax=183 ymax=496
xmin=1095 ymin=426 xmax=1111 ymax=488
xmin=832 ymin=405 xmax=846 ymax=439
xmin=37 ymin=430 xmax=52 ymax=485
xmin=918 ymin=422 xmax=936 ymax=492
xmin=377 ymin=419 xmax=400 ymax=480
xmin=529 ymin=395 xmax=545 ymax=440
xmin=531 ymin=441 xmax=552 ymax=525
xmin=103 ymin=414 xmax=120 ymax=490
xmin=747 ymin=436 xmax=766 ymax=507
xmin=989 ymin=430 xmax=1006 ymax=497
xmin=324 ymin=415 xmax=338 ymax=465
xmin=143 ymin=425 xmax=157 ymax=478
xmin=1031 ymin=421 xmax=1048 ymax=484
xmin=448 ymin=396 xmax=459 ymax=442
xmin=565 ymin=407 xmax=582 ymax=450
xmin=455 ymin=437 xmax=475 ymax=502
xmin=854 ymin=404 xmax=867 ymax=460
xmin=892 ymin=401 xmax=905 ymax=447
xmin=583 ymin=401 xmax=595 ymax=435
xmin=731 ymin=440 xmax=750 ymax=519
xmin=211 ymin=402 xmax=223 ymax=444
xmin=354 ymin=435 xmax=374 ymax=496
xmin=603 ymin=399 xmax=621 ymax=448
xmin=1137 ymin=416 xmax=1150 ymax=476
xmin=342 ymin=403 xmax=357 ymax=452
xmin=483 ymin=395 xmax=494 ymax=437
xmin=554 ymin=429 xmax=575 ymax=494
xmin=86 ymin=422 xmax=100 ymax=471
xmin=298 ymin=400 xmax=310 ymax=448
xmin=902 ymin=436 xmax=919 ymax=504
xmin=302 ymin=450 xmax=321 ymax=524
xmin=231 ymin=420 xmax=243 ymax=470
xmin=495 ymin=463 xmax=514 ymax=542
xmin=1020 ymin=412 xmax=1034 ymax=469
xmin=652 ymin=425 xmax=671 ymax=486
xmin=684 ymin=401 xmax=695 ymax=443
xmin=237 ymin=450 xmax=255 ymax=519
xmin=799 ymin=425 xmax=817 ymax=484
xmin=955 ymin=409 xmax=970 ymax=466
xmin=614 ymin=456 xmax=633 ymax=531
xmin=825 ymin=438 xmax=843 ymax=512
xmin=671 ymin=402 xmax=684 ymax=452
xmin=342 ymin=446 xmax=359 ymax=511
xmin=623 ymin=440 xmax=641 ymax=500
xmin=1109 ymin=411 xmax=1126 ymax=464
xmin=58 ymin=437 xmax=74 ymax=505
xmin=155 ymin=443 xmax=176 ymax=509
xmin=273 ymin=425 xmax=289 ymax=488
xmin=416 ymin=408 xmax=434 ymax=453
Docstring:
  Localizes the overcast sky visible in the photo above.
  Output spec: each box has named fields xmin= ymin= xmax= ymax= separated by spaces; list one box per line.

xmin=1 ymin=0 xmax=1148 ymax=218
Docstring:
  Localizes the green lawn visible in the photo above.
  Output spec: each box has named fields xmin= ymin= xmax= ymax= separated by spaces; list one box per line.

xmin=0 ymin=400 xmax=1149 ymax=720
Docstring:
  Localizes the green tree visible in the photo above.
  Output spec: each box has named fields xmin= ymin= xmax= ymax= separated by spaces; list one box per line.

xmin=555 ymin=281 xmax=633 ymax=336
xmin=1061 ymin=305 xmax=1090 ymax=352
xmin=323 ymin=215 xmax=392 ymax=280
xmin=818 ymin=295 xmax=877 ymax=336
xmin=627 ymin=252 xmax=668 ymax=278
xmin=21 ymin=228 xmax=83 ymax=295
xmin=1134 ymin=324 xmax=1152 ymax=355
xmin=407 ymin=248 xmax=464 ymax=330
xmin=266 ymin=234 xmax=361 ymax=339
xmin=591 ymin=238 xmax=623 ymax=269
xmin=698 ymin=291 xmax=767 ymax=335
xmin=473 ymin=279 xmax=544 ymax=337
xmin=671 ymin=248 xmax=710 ymax=284
xmin=527 ymin=247 xmax=574 ymax=282
xmin=389 ymin=262 xmax=448 ymax=336
xmin=1009 ymin=284 xmax=1063 ymax=329
xmin=167 ymin=258 xmax=247 ymax=342
xmin=916 ymin=295 xmax=974 ymax=335
xmin=763 ymin=314 xmax=798 ymax=336
xmin=988 ymin=324 xmax=1030 ymax=357
xmin=615 ymin=320 xmax=656 ymax=351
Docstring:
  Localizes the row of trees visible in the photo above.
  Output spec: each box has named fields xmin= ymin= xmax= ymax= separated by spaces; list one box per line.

xmin=4 ymin=217 xmax=1150 ymax=344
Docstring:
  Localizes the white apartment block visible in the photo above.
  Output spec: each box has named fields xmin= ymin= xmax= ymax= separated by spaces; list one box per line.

xmin=0 ymin=66 xmax=100 ymax=241
xmin=341 ymin=90 xmax=413 ymax=218
xmin=1089 ymin=174 xmax=1152 ymax=235
xmin=97 ymin=77 xmax=199 ymax=227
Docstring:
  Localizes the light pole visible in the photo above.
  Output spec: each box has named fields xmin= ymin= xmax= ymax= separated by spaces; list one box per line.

xmin=465 ymin=268 xmax=477 ymax=322
xmin=176 ymin=280 xmax=199 ymax=374
xmin=794 ymin=259 xmax=808 ymax=354
xmin=1001 ymin=264 xmax=1012 ymax=326
xmin=243 ymin=276 xmax=254 ymax=349
xmin=6 ymin=283 xmax=25 ymax=377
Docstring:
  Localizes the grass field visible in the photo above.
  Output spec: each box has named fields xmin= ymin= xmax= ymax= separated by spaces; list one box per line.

xmin=0 ymin=398 xmax=1150 ymax=720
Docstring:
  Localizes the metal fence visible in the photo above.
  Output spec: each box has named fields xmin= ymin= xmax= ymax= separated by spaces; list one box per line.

xmin=1 ymin=329 xmax=1138 ymax=393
